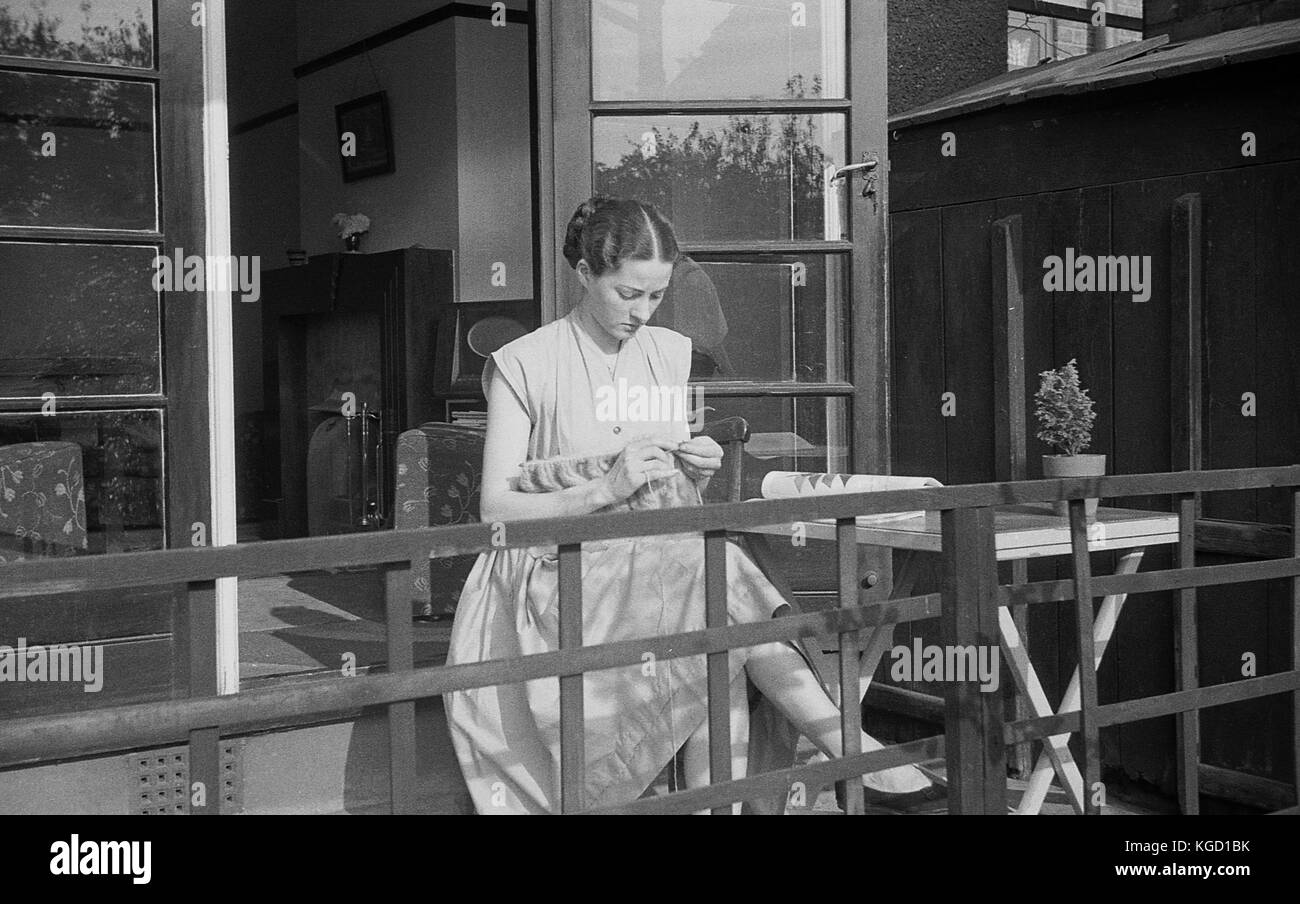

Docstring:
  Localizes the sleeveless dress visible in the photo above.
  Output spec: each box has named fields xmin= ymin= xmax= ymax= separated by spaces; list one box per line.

xmin=443 ymin=310 xmax=801 ymax=813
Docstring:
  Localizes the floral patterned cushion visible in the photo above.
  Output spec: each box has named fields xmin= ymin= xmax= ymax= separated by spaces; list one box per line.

xmin=0 ymin=442 xmax=88 ymax=564
xmin=394 ymin=424 xmax=486 ymax=618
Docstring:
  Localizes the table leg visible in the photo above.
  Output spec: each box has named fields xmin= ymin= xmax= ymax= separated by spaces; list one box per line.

xmin=1011 ymin=548 xmax=1146 ymax=814
xmin=856 ymin=548 xmax=921 ymax=703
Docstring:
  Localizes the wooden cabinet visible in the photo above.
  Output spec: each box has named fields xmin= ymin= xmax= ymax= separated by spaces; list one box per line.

xmin=261 ymin=249 xmax=453 ymax=538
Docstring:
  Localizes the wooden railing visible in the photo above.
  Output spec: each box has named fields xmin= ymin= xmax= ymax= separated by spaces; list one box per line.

xmin=1 ymin=466 xmax=1297 ymax=814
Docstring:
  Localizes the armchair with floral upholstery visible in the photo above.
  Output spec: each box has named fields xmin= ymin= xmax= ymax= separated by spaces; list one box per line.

xmin=0 ymin=441 xmax=88 ymax=564
xmin=394 ymin=423 xmax=487 ymax=619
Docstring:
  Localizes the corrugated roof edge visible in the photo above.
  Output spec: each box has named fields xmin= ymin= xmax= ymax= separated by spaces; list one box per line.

xmin=890 ymin=18 xmax=1300 ymax=130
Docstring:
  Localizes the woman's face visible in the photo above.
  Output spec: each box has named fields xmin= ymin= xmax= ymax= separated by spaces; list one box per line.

xmin=576 ymin=257 xmax=674 ymax=342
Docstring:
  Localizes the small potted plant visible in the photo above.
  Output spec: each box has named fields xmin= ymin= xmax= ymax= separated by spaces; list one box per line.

xmin=1035 ymin=358 xmax=1104 ymax=519
xmin=332 ymin=212 xmax=371 ymax=252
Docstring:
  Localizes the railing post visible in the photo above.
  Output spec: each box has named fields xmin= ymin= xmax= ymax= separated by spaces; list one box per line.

xmin=558 ymin=543 xmax=585 ymax=813
xmin=940 ymin=506 xmax=1006 ymax=814
xmin=186 ymin=579 xmax=221 ymax=815
xmin=1173 ymin=492 xmax=1201 ymax=814
xmin=1067 ymin=499 xmax=1102 ymax=815
xmin=704 ymin=530 xmax=733 ymax=814
xmin=836 ymin=518 xmax=865 ymax=815
xmin=384 ymin=560 xmax=417 ymax=814
xmin=992 ymin=213 xmax=1034 ymax=779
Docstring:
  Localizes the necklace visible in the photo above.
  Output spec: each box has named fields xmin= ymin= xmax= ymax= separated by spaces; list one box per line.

xmin=602 ymin=346 xmax=621 ymax=380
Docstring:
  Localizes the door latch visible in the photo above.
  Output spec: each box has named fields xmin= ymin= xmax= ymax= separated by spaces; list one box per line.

xmin=830 ymin=153 xmax=881 ymax=212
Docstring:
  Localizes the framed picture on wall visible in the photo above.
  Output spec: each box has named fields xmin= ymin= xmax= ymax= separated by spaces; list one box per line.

xmin=335 ymin=92 xmax=395 ymax=182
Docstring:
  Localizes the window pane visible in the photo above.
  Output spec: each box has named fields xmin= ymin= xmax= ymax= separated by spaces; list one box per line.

xmin=655 ymin=255 xmax=846 ymax=383
xmin=0 ymin=243 xmax=161 ymax=397
xmin=0 ymin=71 xmax=157 ymax=230
xmin=698 ymin=394 xmax=848 ymax=593
xmin=700 ymin=395 xmax=849 ymax=497
xmin=0 ymin=410 xmax=164 ymax=558
xmin=0 ymin=0 xmax=154 ymax=68
xmin=594 ymin=113 xmax=845 ymax=242
xmin=593 ymin=0 xmax=845 ymax=101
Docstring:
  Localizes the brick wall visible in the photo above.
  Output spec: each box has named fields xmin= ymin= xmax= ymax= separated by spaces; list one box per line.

xmin=1145 ymin=0 xmax=1300 ymax=40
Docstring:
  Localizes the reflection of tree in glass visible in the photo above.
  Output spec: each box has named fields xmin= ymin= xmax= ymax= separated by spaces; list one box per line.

xmin=0 ymin=69 xmax=154 ymax=227
xmin=596 ymin=75 xmax=831 ymax=241
xmin=0 ymin=1 xmax=152 ymax=67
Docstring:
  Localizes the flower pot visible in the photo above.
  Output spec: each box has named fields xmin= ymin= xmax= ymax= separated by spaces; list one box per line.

xmin=1042 ymin=453 xmax=1106 ymax=520
xmin=344 ymin=234 xmax=363 ymax=253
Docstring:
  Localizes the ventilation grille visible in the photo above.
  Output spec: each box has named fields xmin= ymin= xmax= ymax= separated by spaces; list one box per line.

xmin=129 ymin=740 xmax=242 ymax=814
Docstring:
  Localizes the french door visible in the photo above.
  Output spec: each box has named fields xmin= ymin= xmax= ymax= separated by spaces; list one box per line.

xmin=0 ymin=0 xmax=232 ymax=706
xmin=539 ymin=0 xmax=891 ymax=595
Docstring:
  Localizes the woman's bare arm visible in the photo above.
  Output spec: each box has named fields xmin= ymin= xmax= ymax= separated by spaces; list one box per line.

xmin=478 ymin=368 xmax=619 ymax=523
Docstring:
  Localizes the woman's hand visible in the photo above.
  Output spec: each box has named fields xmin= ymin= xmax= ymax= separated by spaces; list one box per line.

xmin=600 ymin=437 xmax=681 ymax=503
xmin=673 ymin=435 xmax=724 ymax=483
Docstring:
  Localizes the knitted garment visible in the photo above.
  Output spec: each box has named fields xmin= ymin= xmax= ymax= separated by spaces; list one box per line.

xmin=515 ymin=450 xmax=702 ymax=511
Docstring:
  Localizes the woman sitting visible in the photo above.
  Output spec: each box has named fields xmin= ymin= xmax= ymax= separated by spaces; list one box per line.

xmin=443 ymin=195 xmax=940 ymax=814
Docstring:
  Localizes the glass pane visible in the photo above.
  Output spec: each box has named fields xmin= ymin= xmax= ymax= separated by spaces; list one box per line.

xmin=698 ymin=395 xmax=848 ymax=593
xmin=698 ymin=394 xmax=848 ymax=497
xmin=655 ymin=255 xmax=846 ymax=383
xmin=592 ymin=0 xmax=846 ymax=101
xmin=0 ymin=0 xmax=154 ymax=68
xmin=0 ymin=243 xmax=161 ymax=397
xmin=0 ymin=409 xmax=164 ymax=558
xmin=0 ymin=71 xmax=157 ymax=230
xmin=594 ymin=113 xmax=845 ymax=242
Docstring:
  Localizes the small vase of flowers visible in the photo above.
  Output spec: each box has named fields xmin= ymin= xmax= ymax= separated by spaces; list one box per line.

xmin=1035 ymin=358 xmax=1105 ymax=520
xmin=332 ymin=213 xmax=370 ymax=253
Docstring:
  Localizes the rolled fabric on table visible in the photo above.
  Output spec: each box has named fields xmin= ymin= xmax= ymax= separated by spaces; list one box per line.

xmin=759 ymin=472 xmax=943 ymax=525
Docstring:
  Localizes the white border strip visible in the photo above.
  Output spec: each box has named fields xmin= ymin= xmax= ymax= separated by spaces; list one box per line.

xmin=201 ymin=0 xmax=240 ymax=695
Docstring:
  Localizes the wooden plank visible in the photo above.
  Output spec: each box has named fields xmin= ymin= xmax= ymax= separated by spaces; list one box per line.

xmin=186 ymin=580 xmax=220 ymax=815
xmin=0 ymin=598 xmax=938 ymax=768
xmin=0 ymin=586 xmax=180 ymax=645
xmin=890 ymin=209 xmax=947 ymax=678
xmin=836 ymin=519 xmax=864 ymax=816
xmin=991 ymin=214 xmax=1028 ymax=489
xmin=1174 ymin=494 xmax=1201 ymax=814
xmin=704 ymin=531 xmax=732 ymax=814
xmin=0 ymin=635 xmax=180 ymax=718
xmin=1006 ymin=670 xmax=1300 ymax=742
xmin=1068 ymin=501 xmax=1102 ymax=814
xmin=1200 ymin=172 xmax=1258 ymax=522
xmin=889 ymin=60 xmax=1300 ymax=211
xmin=1196 ymin=519 xmax=1294 ymax=558
xmin=588 ymin=736 xmax=946 ymax=816
xmin=941 ymin=202 xmax=999 ymax=486
xmin=1170 ymin=194 xmax=1206 ymax=490
xmin=995 ymin=194 xmax=1066 ymax=720
xmin=1255 ymin=163 xmax=1300 ymax=525
xmin=1198 ymin=763 xmax=1298 ymax=812
xmin=384 ymin=561 xmax=416 ymax=815
xmin=557 ymin=543 xmax=584 ymax=813
xmin=940 ymin=506 xmax=1006 ymax=814
xmin=6 ymin=470 xmax=1300 ymax=599
xmin=1111 ymin=175 xmax=1187 ymax=790
xmin=158 ymin=0 xmax=214 ymax=554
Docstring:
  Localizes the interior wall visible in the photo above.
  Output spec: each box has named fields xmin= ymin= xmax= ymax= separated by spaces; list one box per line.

xmin=296 ymin=24 xmax=462 ymax=257
xmin=225 ymin=0 xmax=535 ymax=422
xmin=454 ymin=15 xmax=534 ymax=302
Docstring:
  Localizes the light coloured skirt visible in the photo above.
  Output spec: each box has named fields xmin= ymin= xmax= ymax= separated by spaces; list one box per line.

xmin=444 ymin=532 xmax=792 ymax=814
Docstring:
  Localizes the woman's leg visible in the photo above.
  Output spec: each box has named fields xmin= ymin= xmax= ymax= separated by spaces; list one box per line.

xmin=681 ymin=672 xmax=750 ymax=813
xmin=743 ymin=641 xmax=932 ymax=794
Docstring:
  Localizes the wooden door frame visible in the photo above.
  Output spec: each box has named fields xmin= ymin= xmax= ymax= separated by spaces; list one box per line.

xmin=160 ymin=0 xmax=239 ymax=693
xmin=534 ymin=1 xmax=892 ymax=475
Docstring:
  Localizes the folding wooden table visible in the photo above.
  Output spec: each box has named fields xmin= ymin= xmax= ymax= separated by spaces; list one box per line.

xmin=742 ymin=503 xmax=1179 ymax=814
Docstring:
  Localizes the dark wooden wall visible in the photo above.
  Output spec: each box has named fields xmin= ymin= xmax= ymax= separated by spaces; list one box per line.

xmin=887 ymin=58 xmax=1299 ymax=792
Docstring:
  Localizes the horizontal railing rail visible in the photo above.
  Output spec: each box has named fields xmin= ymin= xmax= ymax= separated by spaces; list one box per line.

xmin=0 ymin=466 xmax=1296 ymax=815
